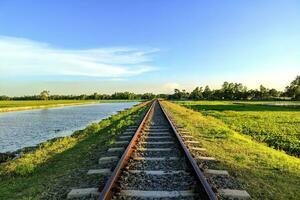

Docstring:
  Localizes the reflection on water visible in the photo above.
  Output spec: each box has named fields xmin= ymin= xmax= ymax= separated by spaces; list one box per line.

xmin=0 ymin=102 xmax=137 ymax=152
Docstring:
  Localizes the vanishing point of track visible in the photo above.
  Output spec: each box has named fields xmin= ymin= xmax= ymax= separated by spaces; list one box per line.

xmin=99 ymin=100 xmax=217 ymax=200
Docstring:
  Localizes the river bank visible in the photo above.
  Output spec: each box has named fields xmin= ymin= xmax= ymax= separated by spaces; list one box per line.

xmin=0 ymin=101 xmax=149 ymax=199
xmin=0 ymin=100 xmax=141 ymax=113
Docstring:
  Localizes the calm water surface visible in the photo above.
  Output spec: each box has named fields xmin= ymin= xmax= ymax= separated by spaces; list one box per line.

xmin=0 ymin=102 xmax=138 ymax=153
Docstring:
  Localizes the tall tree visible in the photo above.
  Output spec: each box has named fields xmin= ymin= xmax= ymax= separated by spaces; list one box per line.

xmin=171 ymin=89 xmax=189 ymax=100
xmin=259 ymin=85 xmax=270 ymax=99
xmin=285 ymin=76 xmax=300 ymax=100
xmin=40 ymin=90 xmax=50 ymax=100
xmin=203 ymin=86 xmax=212 ymax=100
xmin=268 ymin=88 xmax=280 ymax=97
xmin=189 ymin=87 xmax=203 ymax=100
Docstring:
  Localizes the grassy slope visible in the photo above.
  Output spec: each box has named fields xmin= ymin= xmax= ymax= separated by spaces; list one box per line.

xmin=0 ymin=101 xmax=149 ymax=199
xmin=178 ymin=101 xmax=300 ymax=156
xmin=162 ymin=101 xmax=300 ymax=200
xmin=0 ymin=100 xmax=140 ymax=112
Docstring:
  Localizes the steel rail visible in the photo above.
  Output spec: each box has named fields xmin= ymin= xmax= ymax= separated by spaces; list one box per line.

xmin=99 ymin=99 xmax=218 ymax=200
xmin=158 ymin=100 xmax=218 ymax=200
xmin=98 ymin=100 xmax=156 ymax=200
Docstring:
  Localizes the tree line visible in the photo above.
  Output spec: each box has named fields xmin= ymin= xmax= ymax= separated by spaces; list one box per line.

xmin=0 ymin=76 xmax=299 ymax=101
xmin=0 ymin=91 xmax=167 ymax=101
xmin=169 ymin=75 xmax=300 ymax=100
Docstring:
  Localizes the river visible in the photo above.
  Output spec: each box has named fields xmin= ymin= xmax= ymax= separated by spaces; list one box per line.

xmin=0 ymin=102 xmax=138 ymax=153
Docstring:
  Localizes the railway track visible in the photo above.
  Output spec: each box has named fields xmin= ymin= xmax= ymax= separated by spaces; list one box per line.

xmin=99 ymin=100 xmax=217 ymax=200
xmin=68 ymin=100 xmax=250 ymax=199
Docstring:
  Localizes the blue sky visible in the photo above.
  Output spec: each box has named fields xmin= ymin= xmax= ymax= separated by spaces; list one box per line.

xmin=0 ymin=0 xmax=299 ymax=95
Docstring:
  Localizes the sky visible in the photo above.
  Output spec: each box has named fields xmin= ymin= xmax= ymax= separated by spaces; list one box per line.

xmin=0 ymin=0 xmax=299 ymax=96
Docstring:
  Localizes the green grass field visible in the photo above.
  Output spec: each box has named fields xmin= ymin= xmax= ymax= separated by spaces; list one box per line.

xmin=0 ymin=100 xmax=139 ymax=112
xmin=177 ymin=101 xmax=300 ymax=156
xmin=162 ymin=101 xmax=300 ymax=199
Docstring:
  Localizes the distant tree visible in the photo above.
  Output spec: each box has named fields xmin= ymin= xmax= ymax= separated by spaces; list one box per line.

xmin=93 ymin=92 xmax=99 ymax=100
xmin=189 ymin=87 xmax=203 ymax=100
xmin=175 ymin=89 xmax=181 ymax=99
xmin=40 ymin=90 xmax=50 ymax=100
xmin=79 ymin=94 xmax=87 ymax=100
xmin=172 ymin=89 xmax=182 ymax=100
xmin=219 ymin=82 xmax=247 ymax=100
xmin=212 ymin=89 xmax=223 ymax=100
xmin=268 ymin=88 xmax=280 ymax=97
xmin=111 ymin=92 xmax=137 ymax=100
xmin=246 ymin=89 xmax=257 ymax=100
xmin=295 ymin=87 xmax=300 ymax=100
xmin=168 ymin=81 xmax=294 ymax=101
xmin=234 ymin=83 xmax=247 ymax=100
xmin=259 ymin=85 xmax=270 ymax=99
xmin=181 ymin=89 xmax=189 ymax=99
xmin=285 ymin=75 xmax=300 ymax=100
xmin=101 ymin=94 xmax=111 ymax=100
xmin=156 ymin=94 xmax=168 ymax=99
xmin=221 ymin=82 xmax=234 ymax=100
xmin=0 ymin=95 xmax=10 ymax=100
xmin=169 ymin=89 xmax=189 ymax=100
xmin=141 ymin=93 xmax=155 ymax=100
xmin=203 ymin=86 xmax=212 ymax=100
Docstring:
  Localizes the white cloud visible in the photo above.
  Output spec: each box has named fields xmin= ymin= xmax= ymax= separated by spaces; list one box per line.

xmin=0 ymin=36 xmax=159 ymax=79
xmin=162 ymin=82 xmax=181 ymax=93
